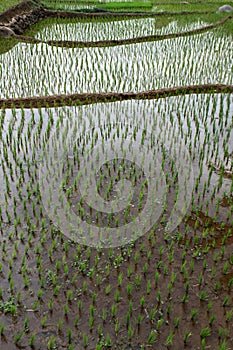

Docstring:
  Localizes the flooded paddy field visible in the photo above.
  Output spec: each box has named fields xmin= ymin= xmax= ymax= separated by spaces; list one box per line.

xmin=0 ymin=2 xmax=233 ymax=349
xmin=1 ymin=26 xmax=232 ymax=97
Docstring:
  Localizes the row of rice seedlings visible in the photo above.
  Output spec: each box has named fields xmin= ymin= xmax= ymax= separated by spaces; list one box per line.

xmin=0 ymin=30 xmax=232 ymax=99
xmin=35 ymin=17 xmax=207 ymax=42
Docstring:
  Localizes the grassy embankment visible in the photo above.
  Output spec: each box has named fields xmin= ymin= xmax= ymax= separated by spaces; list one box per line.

xmin=0 ymin=0 xmax=22 ymax=13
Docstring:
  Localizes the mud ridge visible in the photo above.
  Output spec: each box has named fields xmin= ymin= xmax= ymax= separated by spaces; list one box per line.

xmin=44 ymin=10 xmax=214 ymax=20
xmin=1 ymin=84 xmax=232 ymax=109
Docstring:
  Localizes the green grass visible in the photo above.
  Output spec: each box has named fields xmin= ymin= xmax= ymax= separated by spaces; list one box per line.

xmin=0 ymin=0 xmax=22 ymax=13
xmin=98 ymin=2 xmax=153 ymax=10
xmin=0 ymin=37 xmax=18 ymax=55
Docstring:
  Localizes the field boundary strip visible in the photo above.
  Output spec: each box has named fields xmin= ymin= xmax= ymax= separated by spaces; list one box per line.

xmin=1 ymin=84 xmax=233 ymax=109
xmin=44 ymin=10 xmax=214 ymax=19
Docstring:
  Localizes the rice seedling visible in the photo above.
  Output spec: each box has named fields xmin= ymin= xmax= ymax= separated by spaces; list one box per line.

xmin=165 ymin=330 xmax=174 ymax=346
xmin=200 ymin=291 xmax=208 ymax=301
xmin=223 ymin=295 xmax=230 ymax=307
xmin=200 ymin=326 xmax=211 ymax=339
xmin=0 ymin=324 xmax=5 ymax=336
xmin=14 ymin=331 xmax=24 ymax=346
xmin=29 ymin=333 xmax=35 ymax=347
xmin=47 ymin=335 xmax=56 ymax=350
xmin=191 ymin=309 xmax=198 ymax=322
xmin=41 ymin=315 xmax=47 ymax=328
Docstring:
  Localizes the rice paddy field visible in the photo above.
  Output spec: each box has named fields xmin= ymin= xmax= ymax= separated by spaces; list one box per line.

xmin=0 ymin=0 xmax=233 ymax=349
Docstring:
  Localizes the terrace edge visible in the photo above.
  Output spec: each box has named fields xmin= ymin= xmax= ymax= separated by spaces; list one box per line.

xmin=0 ymin=0 xmax=46 ymax=35
xmin=0 ymin=0 xmax=214 ymax=37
